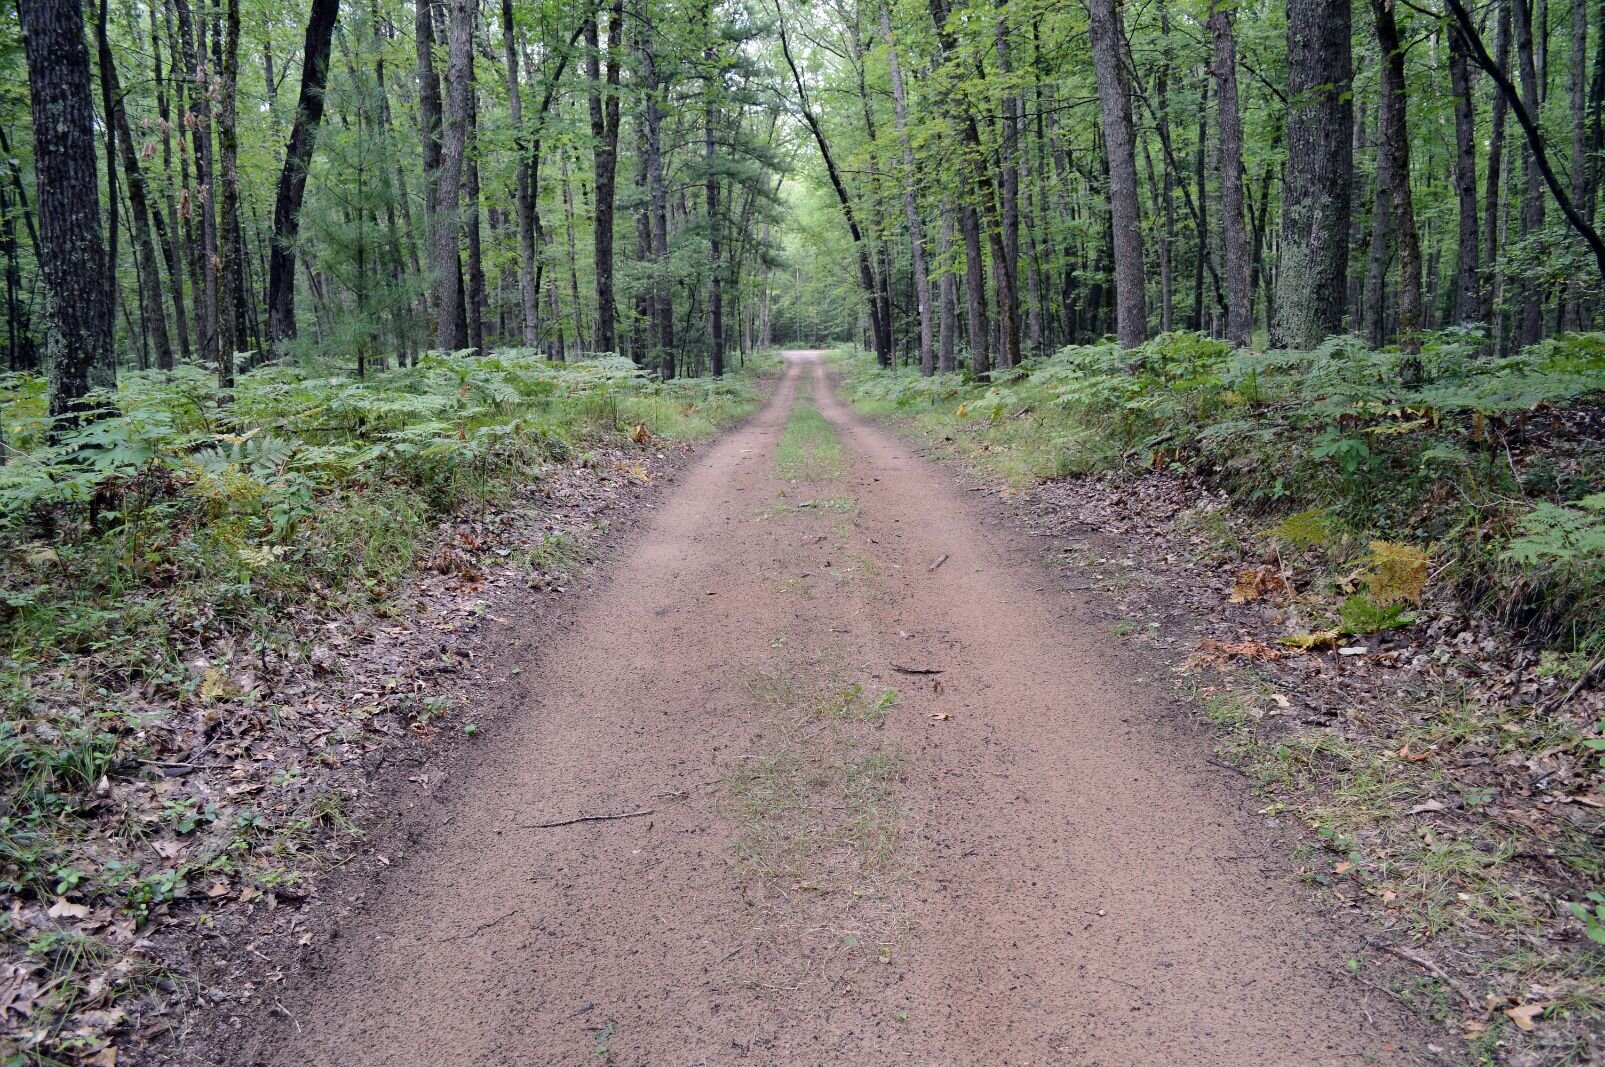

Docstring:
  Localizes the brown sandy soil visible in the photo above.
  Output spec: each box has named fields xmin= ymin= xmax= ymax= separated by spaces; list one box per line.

xmin=223 ymin=352 xmax=1433 ymax=1066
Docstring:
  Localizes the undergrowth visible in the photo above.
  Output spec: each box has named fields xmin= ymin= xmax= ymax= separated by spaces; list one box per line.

xmin=0 ymin=349 xmax=771 ymax=1063
xmin=840 ymin=331 xmax=1605 ymax=652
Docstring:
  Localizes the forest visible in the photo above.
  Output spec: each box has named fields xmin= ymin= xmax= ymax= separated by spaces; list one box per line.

xmin=7 ymin=0 xmax=1605 ymax=390
xmin=3 ymin=0 xmax=1605 ymax=1062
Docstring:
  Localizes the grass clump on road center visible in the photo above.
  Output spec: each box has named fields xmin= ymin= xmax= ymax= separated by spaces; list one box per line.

xmin=776 ymin=398 xmax=847 ymax=483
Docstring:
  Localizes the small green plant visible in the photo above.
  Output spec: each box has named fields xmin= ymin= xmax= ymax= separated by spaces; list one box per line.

xmin=463 ymin=722 xmax=479 ymax=738
xmin=1569 ymin=891 xmax=1605 ymax=946
xmin=1337 ymin=593 xmax=1415 ymax=635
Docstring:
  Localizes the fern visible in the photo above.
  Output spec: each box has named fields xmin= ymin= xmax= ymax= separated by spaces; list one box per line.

xmin=1503 ymin=494 xmax=1605 ymax=562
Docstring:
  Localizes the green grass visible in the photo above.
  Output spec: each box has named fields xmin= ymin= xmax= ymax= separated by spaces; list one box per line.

xmin=775 ymin=397 xmax=847 ymax=482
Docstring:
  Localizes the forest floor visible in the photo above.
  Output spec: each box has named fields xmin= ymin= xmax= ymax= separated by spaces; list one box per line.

xmin=169 ymin=351 xmax=1456 ymax=1065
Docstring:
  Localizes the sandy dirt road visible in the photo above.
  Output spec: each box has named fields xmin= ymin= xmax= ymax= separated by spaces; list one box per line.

xmin=242 ymin=351 xmax=1424 ymax=1066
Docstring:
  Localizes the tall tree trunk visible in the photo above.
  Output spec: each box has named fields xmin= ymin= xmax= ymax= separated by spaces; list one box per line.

xmin=586 ymin=0 xmax=624 ymax=355
xmin=1365 ymin=112 xmax=1393 ymax=346
xmin=1565 ymin=0 xmax=1589 ymax=326
xmin=216 ymin=0 xmax=243 ymax=387
xmin=1447 ymin=14 xmax=1483 ymax=325
xmin=1210 ymin=0 xmax=1252 ymax=347
xmin=99 ymin=11 xmax=173 ymax=371
xmin=1484 ymin=0 xmax=1512 ymax=332
xmin=880 ymin=6 xmax=934 ymax=375
xmin=501 ymin=0 xmax=538 ymax=347
xmin=152 ymin=3 xmax=191 ymax=362
xmin=1274 ymin=0 xmax=1354 ymax=347
xmin=266 ymin=0 xmax=338 ymax=352
xmin=432 ymin=0 xmax=472 ymax=350
xmin=1372 ymin=0 xmax=1423 ymax=353
xmin=959 ymin=202 xmax=989 ymax=373
xmin=938 ymin=200 xmax=957 ymax=372
xmin=1515 ymin=0 xmax=1546 ymax=344
xmin=175 ymin=0 xmax=218 ymax=368
xmin=641 ymin=0 xmax=675 ymax=377
xmin=1088 ymin=0 xmax=1148 ymax=349
xmin=465 ymin=77 xmax=486 ymax=354
xmin=997 ymin=11 xmax=1021 ymax=355
xmin=704 ymin=54 xmax=724 ymax=377
xmin=19 ymin=0 xmax=113 ymax=422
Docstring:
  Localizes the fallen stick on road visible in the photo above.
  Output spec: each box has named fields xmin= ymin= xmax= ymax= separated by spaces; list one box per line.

xmin=1367 ymin=940 xmax=1481 ymax=1011
xmin=525 ymin=809 xmax=655 ymax=829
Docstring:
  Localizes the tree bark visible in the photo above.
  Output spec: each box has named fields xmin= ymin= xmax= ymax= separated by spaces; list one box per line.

xmin=1447 ymin=13 xmax=1483 ymax=325
xmin=938 ymin=200 xmax=957 ymax=372
xmin=501 ymin=0 xmax=538 ymax=347
xmin=1372 ymin=0 xmax=1423 ymax=353
xmin=1210 ymin=0 xmax=1252 ymax=347
xmin=586 ymin=0 xmax=624 ymax=356
xmin=431 ymin=0 xmax=473 ymax=350
xmin=266 ymin=0 xmax=338 ymax=352
xmin=19 ymin=0 xmax=113 ymax=422
xmin=880 ymin=5 xmax=934 ymax=375
xmin=99 ymin=9 xmax=174 ymax=371
xmin=216 ymin=0 xmax=243 ymax=386
xmin=1275 ymin=0 xmax=1353 ymax=348
xmin=1088 ymin=0 xmax=1148 ymax=349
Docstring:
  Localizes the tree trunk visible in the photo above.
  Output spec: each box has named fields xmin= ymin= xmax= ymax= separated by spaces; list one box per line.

xmin=880 ymin=6 xmax=934 ymax=375
xmin=216 ymin=0 xmax=243 ymax=387
xmin=641 ymin=0 xmax=675 ymax=377
xmin=938 ymin=200 xmax=957 ymax=372
xmin=586 ymin=0 xmax=624 ymax=356
xmin=19 ymin=0 xmax=113 ymax=422
xmin=959 ymin=201 xmax=989 ymax=373
xmin=1447 ymin=14 xmax=1482 ymax=326
xmin=704 ymin=55 xmax=724 ymax=376
xmin=501 ymin=0 xmax=538 ymax=348
xmin=1372 ymin=0 xmax=1423 ymax=353
xmin=1210 ymin=0 xmax=1252 ymax=347
xmin=266 ymin=0 xmax=338 ymax=352
xmin=1515 ymin=0 xmax=1546 ymax=345
xmin=1088 ymin=0 xmax=1148 ymax=349
xmin=432 ymin=0 xmax=473 ymax=350
xmin=99 ymin=10 xmax=173 ymax=371
xmin=465 ymin=77 xmax=486 ymax=354
xmin=1274 ymin=0 xmax=1354 ymax=347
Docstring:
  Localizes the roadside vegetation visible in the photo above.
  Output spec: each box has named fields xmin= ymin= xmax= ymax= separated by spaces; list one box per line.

xmin=0 ymin=350 xmax=771 ymax=1066
xmin=839 ymin=333 xmax=1605 ymax=1057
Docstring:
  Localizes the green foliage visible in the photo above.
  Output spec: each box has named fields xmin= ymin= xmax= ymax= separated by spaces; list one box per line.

xmin=0 ymin=348 xmax=763 ymax=929
xmin=842 ymin=331 xmax=1605 ymax=647
xmin=1570 ymin=891 xmax=1605 ymax=947
xmin=1502 ymin=493 xmax=1605 ymax=563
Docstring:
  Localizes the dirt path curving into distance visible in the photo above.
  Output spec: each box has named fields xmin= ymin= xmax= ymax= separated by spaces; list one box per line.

xmin=235 ymin=352 xmax=1426 ymax=1066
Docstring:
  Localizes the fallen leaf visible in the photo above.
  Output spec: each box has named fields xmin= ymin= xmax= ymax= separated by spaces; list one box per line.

xmin=205 ymin=880 xmax=232 ymax=898
xmin=1334 ymin=861 xmax=1356 ymax=875
xmin=1270 ymin=694 xmax=1291 ymax=708
xmin=1398 ymin=744 xmax=1433 ymax=763
xmin=48 ymin=898 xmax=91 ymax=919
xmin=1279 ymin=630 xmax=1342 ymax=651
xmin=1408 ymin=800 xmax=1446 ymax=814
xmin=1230 ymin=564 xmax=1294 ymax=604
xmin=1504 ymin=1002 xmax=1552 ymax=1032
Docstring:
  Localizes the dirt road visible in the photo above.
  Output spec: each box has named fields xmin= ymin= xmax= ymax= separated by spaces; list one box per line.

xmin=243 ymin=352 xmax=1423 ymax=1065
